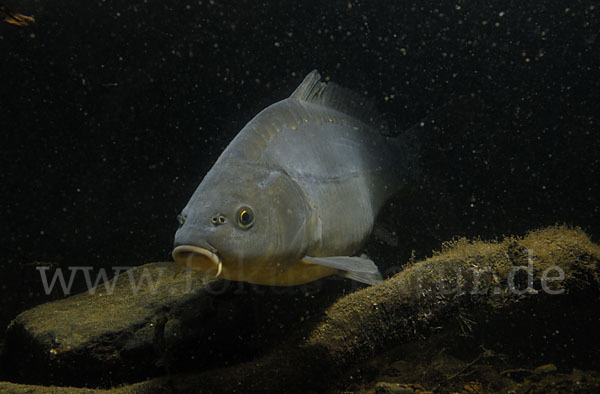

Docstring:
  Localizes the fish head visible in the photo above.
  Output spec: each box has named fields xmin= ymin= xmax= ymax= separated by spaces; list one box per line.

xmin=172 ymin=164 xmax=314 ymax=281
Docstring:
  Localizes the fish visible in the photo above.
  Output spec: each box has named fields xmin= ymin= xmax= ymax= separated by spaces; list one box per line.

xmin=172 ymin=70 xmax=418 ymax=286
xmin=0 ymin=3 xmax=35 ymax=27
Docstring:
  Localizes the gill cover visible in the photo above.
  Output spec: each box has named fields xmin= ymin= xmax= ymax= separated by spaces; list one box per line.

xmin=259 ymin=169 xmax=318 ymax=262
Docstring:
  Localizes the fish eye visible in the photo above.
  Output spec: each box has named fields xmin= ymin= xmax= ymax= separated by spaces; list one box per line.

xmin=237 ymin=206 xmax=254 ymax=229
xmin=177 ymin=214 xmax=186 ymax=228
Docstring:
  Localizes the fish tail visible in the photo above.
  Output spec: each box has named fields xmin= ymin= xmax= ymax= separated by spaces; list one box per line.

xmin=408 ymin=94 xmax=484 ymax=183
xmin=389 ymin=94 xmax=484 ymax=190
xmin=392 ymin=128 xmax=422 ymax=185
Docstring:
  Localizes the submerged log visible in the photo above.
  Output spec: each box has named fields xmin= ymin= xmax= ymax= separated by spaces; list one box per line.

xmin=128 ymin=226 xmax=600 ymax=393
xmin=1 ymin=262 xmax=346 ymax=388
xmin=1 ymin=263 xmax=221 ymax=386
xmin=2 ymin=227 xmax=598 ymax=392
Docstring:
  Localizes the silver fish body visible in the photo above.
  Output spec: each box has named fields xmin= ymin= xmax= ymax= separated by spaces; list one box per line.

xmin=173 ymin=70 xmax=417 ymax=286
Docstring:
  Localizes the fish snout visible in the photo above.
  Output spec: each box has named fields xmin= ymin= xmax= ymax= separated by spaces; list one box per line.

xmin=172 ymin=245 xmax=223 ymax=277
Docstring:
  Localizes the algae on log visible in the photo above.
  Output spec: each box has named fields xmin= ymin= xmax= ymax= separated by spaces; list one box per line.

xmin=146 ymin=226 xmax=600 ymax=393
xmin=1 ymin=227 xmax=598 ymax=392
xmin=2 ymin=262 xmax=320 ymax=387
xmin=1 ymin=261 xmax=347 ymax=388
xmin=0 ymin=262 xmax=222 ymax=386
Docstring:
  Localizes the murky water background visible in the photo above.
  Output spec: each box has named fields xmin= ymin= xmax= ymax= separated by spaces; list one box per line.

xmin=1 ymin=0 xmax=599 ymax=391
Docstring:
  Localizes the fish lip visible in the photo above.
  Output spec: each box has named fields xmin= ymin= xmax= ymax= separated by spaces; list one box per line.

xmin=172 ymin=244 xmax=223 ymax=277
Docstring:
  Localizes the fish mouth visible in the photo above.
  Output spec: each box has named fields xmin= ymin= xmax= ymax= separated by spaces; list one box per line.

xmin=172 ymin=245 xmax=223 ymax=277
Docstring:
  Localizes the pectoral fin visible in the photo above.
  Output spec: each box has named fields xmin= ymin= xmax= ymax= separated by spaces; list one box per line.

xmin=302 ymin=255 xmax=383 ymax=286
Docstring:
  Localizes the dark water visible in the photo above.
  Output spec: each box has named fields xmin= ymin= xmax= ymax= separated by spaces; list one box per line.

xmin=0 ymin=0 xmax=599 ymax=379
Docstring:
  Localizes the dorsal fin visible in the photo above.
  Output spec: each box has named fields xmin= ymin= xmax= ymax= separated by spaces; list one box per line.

xmin=290 ymin=70 xmax=383 ymax=128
